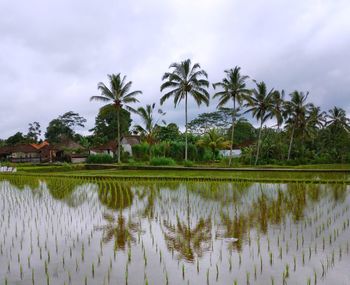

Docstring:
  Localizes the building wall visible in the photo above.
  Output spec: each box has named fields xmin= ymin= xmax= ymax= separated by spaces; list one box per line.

xmin=121 ymin=144 xmax=132 ymax=155
xmin=71 ymin=157 xmax=87 ymax=164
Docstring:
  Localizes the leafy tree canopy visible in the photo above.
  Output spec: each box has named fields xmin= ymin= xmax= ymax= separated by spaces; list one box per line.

xmin=45 ymin=111 xmax=86 ymax=143
xmin=91 ymin=105 xmax=132 ymax=144
xmin=27 ymin=121 xmax=42 ymax=143
xmin=5 ymin=132 xmax=28 ymax=146
xmin=154 ymin=123 xmax=180 ymax=142
xmin=188 ymin=108 xmax=237 ymax=135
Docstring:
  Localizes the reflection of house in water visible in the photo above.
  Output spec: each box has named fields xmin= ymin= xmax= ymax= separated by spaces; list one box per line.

xmin=0 ymin=139 xmax=87 ymax=163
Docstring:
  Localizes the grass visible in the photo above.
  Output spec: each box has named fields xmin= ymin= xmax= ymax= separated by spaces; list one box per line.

xmin=1 ymin=166 xmax=350 ymax=183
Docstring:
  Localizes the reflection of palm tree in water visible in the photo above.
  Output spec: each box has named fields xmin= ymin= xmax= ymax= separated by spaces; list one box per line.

xmin=95 ymin=181 xmax=140 ymax=251
xmin=96 ymin=212 xmax=140 ymax=251
xmin=162 ymin=190 xmax=212 ymax=262
xmin=218 ymin=209 xmax=247 ymax=252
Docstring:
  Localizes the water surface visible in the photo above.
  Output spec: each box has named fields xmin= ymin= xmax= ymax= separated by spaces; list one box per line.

xmin=0 ymin=176 xmax=349 ymax=284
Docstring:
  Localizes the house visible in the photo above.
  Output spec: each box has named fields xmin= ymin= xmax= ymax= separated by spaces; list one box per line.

xmin=0 ymin=139 xmax=87 ymax=163
xmin=49 ymin=138 xmax=87 ymax=163
xmin=0 ymin=142 xmax=52 ymax=163
xmin=219 ymin=149 xmax=242 ymax=158
xmin=90 ymin=136 xmax=141 ymax=157
xmin=120 ymin=135 xmax=141 ymax=156
xmin=90 ymin=141 xmax=117 ymax=157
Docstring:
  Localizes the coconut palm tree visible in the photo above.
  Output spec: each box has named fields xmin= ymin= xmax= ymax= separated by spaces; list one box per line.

xmin=325 ymin=106 xmax=350 ymax=132
xmin=212 ymin=67 xmax=250 ymax=166
xmin=134 ymin=103 xmax=166 ymax=158
xmin=90 ymin=74 xmax=142 ymax=163
xmin=271 ymin=89 xmax=286 ymax=130
xmin=284 ymin=91 xmax=313 ymax=160
xmin=244 ymin=81 xmax=275 ymax=165
xmin=160 ymin=59 xmax=210 ymax=161
xmin=305 ymin=104 xmax=326 ymax=139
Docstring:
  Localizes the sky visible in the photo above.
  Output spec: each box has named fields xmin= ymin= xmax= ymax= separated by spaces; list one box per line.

xmin=1 ymin=0 xmax=350 ymax=138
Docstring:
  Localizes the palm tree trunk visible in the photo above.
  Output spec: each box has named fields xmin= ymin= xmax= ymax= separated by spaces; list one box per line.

xmin=254 ymin=121 xmax=263 ymax=165
xmin=287 ymin=126 xmax=295 ymax=161
xmin=229 ymin=98 xmax=236 ymax=167
xmin=117 ymin=107 xmax=121 ymax=163
xmin=185 ymin=92 xmax=188 ymax=161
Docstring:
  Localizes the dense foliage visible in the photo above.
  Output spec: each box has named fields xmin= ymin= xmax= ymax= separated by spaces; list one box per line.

xmin=2 ymin=60 xmax=350 ymax=166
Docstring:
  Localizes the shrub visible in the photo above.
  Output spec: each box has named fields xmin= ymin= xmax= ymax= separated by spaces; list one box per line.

xmin=183 ymin=160 xmax=194 ymax=167
xmin=86 ymin=154 xmax=114 ymax=164
xmin=132 ymin=143 xmax=149 ymax=161
xmin=149 ymin=157 xmax=176 ymax=166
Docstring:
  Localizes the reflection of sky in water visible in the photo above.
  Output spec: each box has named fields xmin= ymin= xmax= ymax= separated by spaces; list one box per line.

xmin=0 ymin=177 xmax=349 ymax=285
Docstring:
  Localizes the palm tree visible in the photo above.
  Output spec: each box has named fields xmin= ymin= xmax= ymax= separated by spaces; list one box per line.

xmin=90 ymin=74 xmax=142 ymax=163
xmin=160 ymin=59 xmax=210 ymax=161
xmin=284 ymin=91 xmax=312 ymax=160
xmin=271 ymin=89 xmax=286 ymax=130
xmin=244 ymin=81 xmax=275 ymax=165
xmin=306 ymin=104 xmax=326 ymax=139
xmin=197 ymin=129 xmax=231 ymax=160
xmin=134 ymin=103 xmax=166 ymax=158
xmin=213 ymin=67 xmax=250 ymax=166
xmin=325 ymin=106 xmax=350 ymax=132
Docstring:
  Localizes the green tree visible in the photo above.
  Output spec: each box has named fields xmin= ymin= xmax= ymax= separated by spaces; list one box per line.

xmin=271 ymin=90 xmax=286 ymax=130
xmin=6 ymin=132 xmax=27 ymax=145
xmin=90 ymin=73 xmax=142 ymax=163
xmin=325 ymin=106 xmax=350 ymax=132
xmin=91 ymin=105 xmax=132 ymax=144
xmin=187 ymin=108 xmax=236 ymax=135
xmin=154 ymin=123 xmax=180 ymax=142
xmin=45 ymin=111 xmax=86 ymax=143
xmin=213 ymin=67 xmax=250 ymax=166
xmin=197 ymin=129 xmax=230 ymax=160
xmin=134 ymin=103 xmax=165 ymax=158
xmin=284 ymin=91 xmax=312 ymax=160
xmin=226 ymin=118 xmax=256 ymax=146
xmin=27 ymin=121 xmax=42 ymax=143
xmin=160 ymin=59 xmax=209 ymax=161
xmin=244 ymin=81 xmax=275 ymax=165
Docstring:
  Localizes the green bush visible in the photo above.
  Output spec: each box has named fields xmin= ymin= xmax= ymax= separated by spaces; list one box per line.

xmin=183 ymin=160 xmax=194 ymax=167
xmin=86 ymin=154 xmax=114 ymax=164
xmin=132 ymin=143 xmax=150 ymax=161
xmin=149 ymin=157 xmax=176 ymax=166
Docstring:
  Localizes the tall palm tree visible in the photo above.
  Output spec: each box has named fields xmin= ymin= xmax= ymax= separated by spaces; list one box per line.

xmin=244 ymin=81 xmax=275 ymax=165
xmin=306 ymin=104 xmax=326 ymax=139
xmin=160 ymin=59 xmax=210 ymax=161
xmin=213 ymin=66 xmax=250 ymax=166
xmin=90 ymin=74 xmax=142 ymax=163
xmin=271 ymin=89 xmax=286 ymax=130
xmin=284 ymin=91 xmax=312 ymax=160
xmin=134 ymin=103 xmax=166 ymax=158
xmin=325 ymin=106 xmax=350 ymax=132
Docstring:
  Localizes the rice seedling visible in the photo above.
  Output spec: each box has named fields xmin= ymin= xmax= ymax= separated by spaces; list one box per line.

xmin=0 ymin=176 xmax=349 ymax=285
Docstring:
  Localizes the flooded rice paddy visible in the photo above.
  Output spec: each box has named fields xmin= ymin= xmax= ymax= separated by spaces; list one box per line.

xmin=0 ymin=176 xmax=349 ymax=285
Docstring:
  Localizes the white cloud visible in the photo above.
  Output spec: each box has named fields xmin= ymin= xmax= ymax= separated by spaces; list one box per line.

xmin=0 ymin=0 xmax=349 ymax=138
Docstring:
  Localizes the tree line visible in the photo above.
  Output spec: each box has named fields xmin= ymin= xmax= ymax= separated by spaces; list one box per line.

xmin=1 ymin=59 xmax=350 ymax=165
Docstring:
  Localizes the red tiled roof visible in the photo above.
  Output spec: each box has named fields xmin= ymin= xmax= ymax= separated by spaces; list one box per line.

xmin=30 ymin=141 xmax=49 ymax=149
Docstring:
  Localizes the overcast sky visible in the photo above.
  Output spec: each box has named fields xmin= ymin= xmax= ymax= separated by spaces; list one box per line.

xmin=1 ymin=0 xmax=350 ymax=138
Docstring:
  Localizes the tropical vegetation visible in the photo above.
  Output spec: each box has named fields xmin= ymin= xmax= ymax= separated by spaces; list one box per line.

xmin=1 ymin=60 xmax=350 ymax=166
